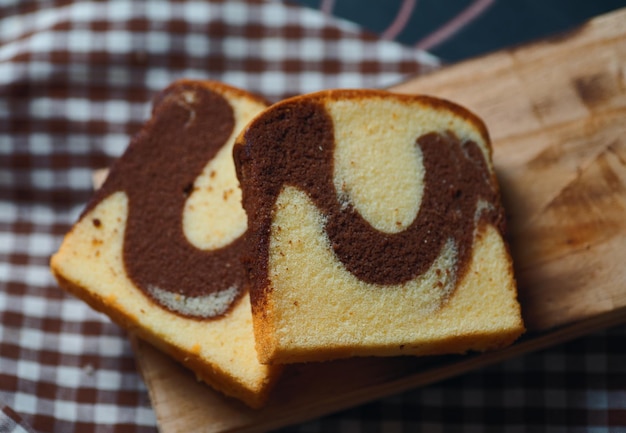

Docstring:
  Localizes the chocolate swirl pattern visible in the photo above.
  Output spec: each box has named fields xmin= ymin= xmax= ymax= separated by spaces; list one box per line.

xmin=236 ymin=95 xmax=504 ymax=296
xmin=83 ymin=82 xmax=247 ymax=319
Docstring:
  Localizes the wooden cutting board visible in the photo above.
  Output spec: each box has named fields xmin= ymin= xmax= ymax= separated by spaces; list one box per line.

xmin=132 ymin=8 xmax=626 ymax=432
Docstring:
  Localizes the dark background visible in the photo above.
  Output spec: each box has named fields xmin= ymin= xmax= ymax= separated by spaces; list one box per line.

xmin=291 ymin=0 xmax=626 ymax=61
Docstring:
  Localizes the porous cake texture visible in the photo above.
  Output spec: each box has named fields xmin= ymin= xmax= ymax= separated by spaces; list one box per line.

xmin=50 ymin=80 xmax=281 ymax=408
xmin=234 ymin=89 xmax=525 ymax=365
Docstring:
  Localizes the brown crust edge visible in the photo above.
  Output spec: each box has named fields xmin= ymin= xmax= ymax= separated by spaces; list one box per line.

xmin=159 ymin=78 xmax=271 ymax=110
xmin=238 ymin=88 xmax=491 ymax=157
xmin=268 ymin=329 xmax=525 ymax=365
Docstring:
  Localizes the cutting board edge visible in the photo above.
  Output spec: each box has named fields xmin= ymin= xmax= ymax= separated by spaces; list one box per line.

xmin=130 ymin=306 xmax=626 ymax=433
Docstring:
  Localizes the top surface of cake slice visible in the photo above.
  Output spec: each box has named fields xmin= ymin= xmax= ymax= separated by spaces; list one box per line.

xmin=50 ymin=79 xmax=281 ymax=407
xmin=234 ymin=89 xmax=525 ymax=364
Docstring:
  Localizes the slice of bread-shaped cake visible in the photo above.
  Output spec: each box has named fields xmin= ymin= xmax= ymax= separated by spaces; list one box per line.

xmin=234 ymin=89 xmax=525 ymax=365
xmin=50 ymin=80 xmax=281 ymax=408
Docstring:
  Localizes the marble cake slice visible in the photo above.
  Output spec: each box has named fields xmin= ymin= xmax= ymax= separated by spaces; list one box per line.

xmin=234 ymin=89 xmax=525 ymax=365
xmin=51 ymin=80 xmax=281 ymax=408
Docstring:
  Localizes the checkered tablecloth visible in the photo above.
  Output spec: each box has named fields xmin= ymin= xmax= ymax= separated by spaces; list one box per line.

xmin=1 ymin=1 xmax=624 ymax=432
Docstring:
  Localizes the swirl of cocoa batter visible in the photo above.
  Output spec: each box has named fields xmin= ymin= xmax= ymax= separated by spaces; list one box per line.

xmin=83 ymin=82 xmax=246 ymax=319
xmin=235 ymin=97 xmax=505 ymax=299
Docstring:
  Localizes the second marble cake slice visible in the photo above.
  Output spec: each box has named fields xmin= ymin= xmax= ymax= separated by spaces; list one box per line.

xmin=51 ymin=80 xmax=281 ymax=407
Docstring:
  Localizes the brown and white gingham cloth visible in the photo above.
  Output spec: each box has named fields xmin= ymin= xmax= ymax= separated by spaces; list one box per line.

xmin=1 ymin=1 xmax=624 ymax=432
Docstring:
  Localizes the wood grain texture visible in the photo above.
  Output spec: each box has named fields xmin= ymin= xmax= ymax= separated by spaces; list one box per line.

xmin=133 ymin=8 xmax=626 ymax=432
